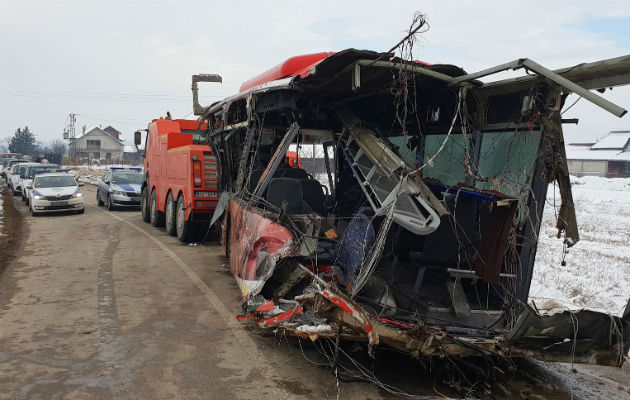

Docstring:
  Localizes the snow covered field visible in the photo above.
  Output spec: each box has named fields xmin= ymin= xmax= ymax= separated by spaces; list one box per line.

xmin=530 ymin=176 xmax=630 ymax=316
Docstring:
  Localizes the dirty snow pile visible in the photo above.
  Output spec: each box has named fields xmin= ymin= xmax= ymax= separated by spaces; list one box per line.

xmin=74 ymin=164 xmax=138 ymax=171
xmin=530 ymin=176 xmax=630 ymax=316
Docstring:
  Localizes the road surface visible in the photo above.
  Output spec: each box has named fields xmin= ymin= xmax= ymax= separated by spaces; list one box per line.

xmin=0 ymin=184 xmax=628 ymax=400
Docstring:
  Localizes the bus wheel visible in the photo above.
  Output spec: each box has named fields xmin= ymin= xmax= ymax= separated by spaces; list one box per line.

xmin=141 ymin=187 xmax=151 ymax=223
xmin=165 ymin=192 xmax=177 ymax=236
xmin=150 ymin=188 xmax=164 ymax=227
xmin=176 ymin=195 xmax=194 ymax=242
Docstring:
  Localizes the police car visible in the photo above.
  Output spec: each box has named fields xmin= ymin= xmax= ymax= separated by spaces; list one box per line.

xmin=22 ymin=164 xmax=62 ymax=204
xmin=30 ymin=172 xmax=84 ymax=215
xmin=96 ymin=168 xmax=143 ymax=210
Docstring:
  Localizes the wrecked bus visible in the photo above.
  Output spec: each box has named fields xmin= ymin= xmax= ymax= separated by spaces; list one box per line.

xmin=194 ymin=49 xmax=630 ymax=377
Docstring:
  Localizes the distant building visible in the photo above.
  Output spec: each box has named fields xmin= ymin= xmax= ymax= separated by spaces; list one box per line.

xmin=123 ymin=145 xmax=142 ymax=164
xmin=69 ymin=126 xmax=125 ymax=161
xmin=103 ymin=126 xmax=123 ymax=141
xmin=566 ymin=130 xmax=630 ymax=177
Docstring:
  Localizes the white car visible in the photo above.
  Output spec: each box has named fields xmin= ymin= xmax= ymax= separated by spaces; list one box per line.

xmin=30 ymin=173 xmax=85 ymax=215
xmin=10 ymin=162 xmax=40 ymax=195
xmin=22 ymin=164 xmax=61 ymax=204
xmin=4 ymin=159 xmax=27 ymax=184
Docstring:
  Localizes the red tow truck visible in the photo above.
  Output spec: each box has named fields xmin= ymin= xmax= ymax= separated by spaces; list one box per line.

xmin=135 ymin=118 xmax=219 ymax=242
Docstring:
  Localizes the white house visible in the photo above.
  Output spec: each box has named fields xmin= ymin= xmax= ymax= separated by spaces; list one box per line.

xmin=566 ymin=130 xmax=630 ymax=178
xmin=69 ymin=126 xmax=125 ymax=161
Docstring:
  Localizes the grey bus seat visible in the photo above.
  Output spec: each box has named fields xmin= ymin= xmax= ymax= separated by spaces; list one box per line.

xmin=266 ymin=178 xmax=304 ymax=214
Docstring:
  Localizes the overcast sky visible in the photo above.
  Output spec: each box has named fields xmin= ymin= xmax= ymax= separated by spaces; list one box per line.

xmin=1 ymin=0 xmax=628 ymax=145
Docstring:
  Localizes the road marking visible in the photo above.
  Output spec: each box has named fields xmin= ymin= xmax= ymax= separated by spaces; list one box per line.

xmin=85 ymin=201 xmax=294 ymax=397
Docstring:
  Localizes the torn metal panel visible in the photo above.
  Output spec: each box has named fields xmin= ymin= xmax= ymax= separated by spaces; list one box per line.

xmin=226 ymin=199 xmax=298 ymax=300
xmin=540 ymin=111 xmax=580 ymax=246
xmin=478 ymin=54 xmax=630 ymax=95
xmin=451 ymin=58 xmax=628 ymax=117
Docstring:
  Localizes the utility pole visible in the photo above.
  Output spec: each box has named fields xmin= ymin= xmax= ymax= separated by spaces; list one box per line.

xmin=63 ymin=113 xmax=77 ymax=165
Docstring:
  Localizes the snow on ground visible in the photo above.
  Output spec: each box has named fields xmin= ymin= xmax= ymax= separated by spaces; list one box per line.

xmin=74 ymin=164 xmax=140 ymax=171
xmin=71 ymin=165 xmax=142 ymax=185
xmin=530 ymin=176 xmax=630 ymax=316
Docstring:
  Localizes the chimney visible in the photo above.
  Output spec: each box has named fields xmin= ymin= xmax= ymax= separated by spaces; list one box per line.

xmin=82 ymin=125 xmax=86 ymax=135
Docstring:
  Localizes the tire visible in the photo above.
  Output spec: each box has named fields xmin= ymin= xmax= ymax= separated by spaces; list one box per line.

xmin=150 ymin=188 xmax=164 ymax=227
xmin=76 ymin=208 xmax=85 ymax=214
xmin=30 ymin=205 xmax=37 ymax=216
xmin=97 ymin=190 xmax=104 ymax=206
xmin=107 ymin=195 xmax=115 ymax=211
xmin=21 ymin=193 xmax=25 ymax=202
xmin=165 ymin=191 xmax=177 ymax=236
xmin=141 ymin=186 xmax=151 ymax=223
xmin=25 ymin=196 xmax=29 ymax=206
xmin=176 ymin=194 xmax=194 ymax=242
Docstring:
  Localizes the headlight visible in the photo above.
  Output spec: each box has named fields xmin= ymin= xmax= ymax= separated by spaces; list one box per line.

xmin=73 ymin=189 xmax=83 ymax=198
xmin=32 ymin=190 xmax=43 ymax=200
xmin=113 ymin=190 xmax=124 ymax=195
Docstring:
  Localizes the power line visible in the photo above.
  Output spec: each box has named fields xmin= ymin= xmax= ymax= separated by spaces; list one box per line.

xmin=0 ymin=89 xmax=229 ymax=104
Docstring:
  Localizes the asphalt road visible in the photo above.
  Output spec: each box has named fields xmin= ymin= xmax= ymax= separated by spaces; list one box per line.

xmin=0 ymin=185 xmax=628 ymax=400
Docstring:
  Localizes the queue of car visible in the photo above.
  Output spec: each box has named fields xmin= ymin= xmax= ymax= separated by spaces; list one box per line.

xmin=3 ymin=154 xmax=143 ymax=217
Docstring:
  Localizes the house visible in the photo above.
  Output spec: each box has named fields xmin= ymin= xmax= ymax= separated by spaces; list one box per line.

xmin=103 ymin=126 xmax=123 ymax=141
xmin=69 ymin=126 xmax=125 ymax=161
xmin=566 ymin=130 xmax=630 ymax=177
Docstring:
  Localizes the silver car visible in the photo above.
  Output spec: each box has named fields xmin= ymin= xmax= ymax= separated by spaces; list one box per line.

xmin=96 ymin=169 xmax=143 ymax=210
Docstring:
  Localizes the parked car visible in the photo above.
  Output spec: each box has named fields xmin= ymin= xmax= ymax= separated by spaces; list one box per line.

xmin=21 ymin=164 xmax=61 ymax=204
xmin=10 ymin=162 xmax=40 ymax=195
xmin=96 ymin=168 xmax=143 ymax=210
xmin=30 ymin=173 xmax=84 ymax=215
xmin=0 ymin=157 xmax=21 ymax=177
xmin=3 ymin=159 xmax=27 ymax=183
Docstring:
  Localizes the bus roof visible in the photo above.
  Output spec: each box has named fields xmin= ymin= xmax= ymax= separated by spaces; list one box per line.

xmin=239 ymin=52 xmax=333 ymax=93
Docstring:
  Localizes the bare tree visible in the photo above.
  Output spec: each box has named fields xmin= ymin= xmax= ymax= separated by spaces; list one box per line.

xmin=0 ymin=137 xmax=9 ymax=153
xmin=49 ymin=139 xmax=67 ymax=155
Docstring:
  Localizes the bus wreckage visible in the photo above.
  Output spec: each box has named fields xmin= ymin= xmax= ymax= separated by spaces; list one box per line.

xmin=194 ymin=49 xmax=630 ymax=380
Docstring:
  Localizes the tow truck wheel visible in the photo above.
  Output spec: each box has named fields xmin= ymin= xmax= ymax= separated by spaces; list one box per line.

xmin=176 ymin=195 xmax=193 ymax=242
xmin=97 ymin=190 xmax=104 ymax=206
xmin=165 ymin=192 xmax=176 ymax=236
xmin=141 ymin=187 xmax=150 ymax=223
xmin=150 ymin=188 xmax=164 ymax=227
